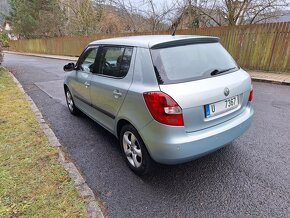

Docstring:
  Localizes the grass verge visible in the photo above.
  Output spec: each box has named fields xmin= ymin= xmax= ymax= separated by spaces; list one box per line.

xmin=0 ymin=68 xmax=87 ymax=217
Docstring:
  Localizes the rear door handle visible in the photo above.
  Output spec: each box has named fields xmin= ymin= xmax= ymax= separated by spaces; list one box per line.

xmin=113 ymin=90 xmax=122 ymax=98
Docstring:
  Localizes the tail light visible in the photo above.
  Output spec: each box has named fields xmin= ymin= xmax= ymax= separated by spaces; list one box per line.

xmin=143 ymin=92 xmax=184 ymax=126
xmin=248 ymin=84 xmax=253 ymax=102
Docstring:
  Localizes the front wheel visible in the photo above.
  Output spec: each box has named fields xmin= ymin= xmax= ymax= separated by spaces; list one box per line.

xmin=65 ymin=88 xmax=79 ymax=115
xmin=120 ymin=124 xmax=155 ymax=175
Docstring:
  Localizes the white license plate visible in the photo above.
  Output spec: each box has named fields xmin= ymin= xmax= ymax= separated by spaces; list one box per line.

xmin=205 ymin=96 xmax=239 ymax=118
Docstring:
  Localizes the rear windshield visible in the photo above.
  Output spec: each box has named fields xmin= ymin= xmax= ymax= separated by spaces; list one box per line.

xmin=150 ymin=42 xmax=239 ymax=84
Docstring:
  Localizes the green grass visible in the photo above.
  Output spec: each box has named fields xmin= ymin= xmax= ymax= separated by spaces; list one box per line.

xmin=0 ymin=68 xmax=87 ymax=217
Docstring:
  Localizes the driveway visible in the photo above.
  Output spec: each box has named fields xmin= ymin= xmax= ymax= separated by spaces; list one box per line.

xmin=3 ymin=53 xmax=290 ymax=217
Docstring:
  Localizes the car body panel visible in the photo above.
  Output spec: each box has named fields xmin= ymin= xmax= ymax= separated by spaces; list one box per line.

xmin=115 ymin=48 xmax=159 ymax=133
xmin=139 ymin=103 xmax=253 ymax=164
xmin=65 ymin=70 xmax=93 ymax=115
xmin=159 ymin=69 xmax=251 ymax=132
xmin=89 ymin=35 xmax=219 ymax=49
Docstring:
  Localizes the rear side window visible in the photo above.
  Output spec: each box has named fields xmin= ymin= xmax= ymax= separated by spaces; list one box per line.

xmin=151 ymin=43 xmax=238 ymax=84
xmin=98 ymin=46 xmax=133 ymax=78
xmin=119 ymin=48 xmax=134 ymax=77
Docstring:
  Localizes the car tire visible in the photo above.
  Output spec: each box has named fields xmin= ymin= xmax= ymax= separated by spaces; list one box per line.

xmin=120 ymin=124 xmax=155 ymax=175
xmin=65 ymin=88 xmax=80 ymax=115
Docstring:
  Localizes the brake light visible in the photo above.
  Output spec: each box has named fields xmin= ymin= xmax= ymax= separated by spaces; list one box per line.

xmin=143 ymin=92 xmax=184 ymax=126
xmin=248 ymin=84 xmax=253 ymax=102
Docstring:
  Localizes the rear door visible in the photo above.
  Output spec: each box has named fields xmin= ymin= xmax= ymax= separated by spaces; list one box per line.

xmin=89 ymin=46 xmax=135 ymax=131
xmin=151 ymin=42 xmax=251 ymax=132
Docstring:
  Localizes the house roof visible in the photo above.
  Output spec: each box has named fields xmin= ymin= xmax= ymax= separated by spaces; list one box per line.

xmin=89 ymin=35 xmax=219 ymax=48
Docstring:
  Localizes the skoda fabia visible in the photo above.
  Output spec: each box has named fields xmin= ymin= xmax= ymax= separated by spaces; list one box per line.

xmin=63 ymin=35 xmax=254 ymax=175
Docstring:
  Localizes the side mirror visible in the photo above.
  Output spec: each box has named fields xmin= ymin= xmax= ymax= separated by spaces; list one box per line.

xmin=63 ymin=63 xmax=75 ymax=72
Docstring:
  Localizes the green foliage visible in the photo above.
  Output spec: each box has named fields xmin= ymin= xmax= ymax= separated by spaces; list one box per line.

xmin=0 ymin=33 xmax=9 ymax=47
xmin=0 ymin=42 xmax=3 ymax=65
xmin=6 ymin=0 xmax=66 ymax=38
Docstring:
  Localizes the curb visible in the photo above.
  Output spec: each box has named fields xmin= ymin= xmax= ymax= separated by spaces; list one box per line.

xmin=4 ymin=51 xmax=78 ymax=61
xmin=251 ymin=77 xmax=290 ymax=86
xmin=7 ymin=70 xmax=104 ymax=218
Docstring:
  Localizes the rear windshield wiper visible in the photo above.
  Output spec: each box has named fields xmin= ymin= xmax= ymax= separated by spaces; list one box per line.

xmin=210 ymin=67 xmax=236 ymax=76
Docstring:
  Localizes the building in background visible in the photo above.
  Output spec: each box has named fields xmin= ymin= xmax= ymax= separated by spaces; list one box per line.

xmin=1 ymin=21 xmax=17 ymax=40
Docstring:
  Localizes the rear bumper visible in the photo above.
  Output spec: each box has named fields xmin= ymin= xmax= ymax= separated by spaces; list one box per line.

xmin=140 ymin=105 xmax=253 ymax=164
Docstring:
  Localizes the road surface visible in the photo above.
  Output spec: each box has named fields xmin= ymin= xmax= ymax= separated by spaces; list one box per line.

xmin=3 ymin=53 xmax=290 ymax=217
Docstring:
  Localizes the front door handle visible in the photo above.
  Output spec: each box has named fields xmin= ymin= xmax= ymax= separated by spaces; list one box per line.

xmin=84 ymin=81 xmax=90 ymax=88
xmin=113 ymin=90 xmax=122 ymax=98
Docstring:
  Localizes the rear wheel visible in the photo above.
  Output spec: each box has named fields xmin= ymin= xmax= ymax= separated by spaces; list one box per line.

xmin=65 ymin=88 xmax=79 ymax=115
xmin=120 ymin=124 xmax=155 ymax=175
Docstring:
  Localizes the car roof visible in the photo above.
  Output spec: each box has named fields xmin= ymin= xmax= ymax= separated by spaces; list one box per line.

xmin=89 ymin=35 xmax=219 ymax=49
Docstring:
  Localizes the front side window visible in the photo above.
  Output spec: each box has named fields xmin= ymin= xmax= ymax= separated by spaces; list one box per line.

xmin=98 ymin=46 xmax=133 ymax=78
xmin=78 ymin=47 xmax=98 ymax=73
xmin=151 ymin=43 xmax=238 ymax=84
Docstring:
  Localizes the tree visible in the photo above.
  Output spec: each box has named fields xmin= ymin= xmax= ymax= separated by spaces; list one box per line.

xmin=0 ymin=0 xmax=10 ymax=25
xmin=170 ymin=0 xmax=199 ymax=30
xmin=141 ymin=0 xmax=179 ymax=32
xmin=108 ymin=0 xmax=180 ymax=33
xmin=6 ymin=0 xmax=65 ymax=38
xmin=194 ymin=0 xmax=290 ymax=26
xmin=107 ymin=0 xmax=143 ymax=32
xmin=60 ymin=0 xmax=104 ymax=35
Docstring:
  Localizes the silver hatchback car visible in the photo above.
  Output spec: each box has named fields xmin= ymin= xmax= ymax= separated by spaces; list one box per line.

xmin=63 ymin=35 xmax=254 ymax=175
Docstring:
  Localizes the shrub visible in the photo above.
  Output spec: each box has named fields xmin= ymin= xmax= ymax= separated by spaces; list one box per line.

xmin=0 ymin=40 xmax=3 ymax=65
xmin=0 ymin=33 xmax=9 ymax=47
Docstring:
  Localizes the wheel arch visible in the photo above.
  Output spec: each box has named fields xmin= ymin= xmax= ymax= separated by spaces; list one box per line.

xmin=116 ymin=119 xmax=134 ymax=139
xmin=117 ymin=118 xmax=156 ymax=174
xmin=116 ymin=118 xmax=154 ymax=157
xmin=64 ymin=83 xmax=69 ymax=92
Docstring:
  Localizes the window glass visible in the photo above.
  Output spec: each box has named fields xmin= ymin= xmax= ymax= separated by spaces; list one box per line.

xmin=119 ymin=48 xmax=133 ymax=77
xmin=79 ymin=47 xmax=98 ymax=73
xmin=151 ymin=43 xmax=238 ymax=84
xmin=99 ymin=47 xmax=133 ymax=78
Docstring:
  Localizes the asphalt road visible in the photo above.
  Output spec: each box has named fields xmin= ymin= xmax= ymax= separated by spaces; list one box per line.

xmin=3 ymin=53 xmax=290 ymax=217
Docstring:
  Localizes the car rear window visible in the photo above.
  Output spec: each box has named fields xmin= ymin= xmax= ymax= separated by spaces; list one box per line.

xmin=150 ymin=42 xmax=239 ymax=84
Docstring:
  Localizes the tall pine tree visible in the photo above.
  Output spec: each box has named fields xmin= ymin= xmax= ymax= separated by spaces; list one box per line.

xmin=7 ymin=0 xmax=65 ymax=38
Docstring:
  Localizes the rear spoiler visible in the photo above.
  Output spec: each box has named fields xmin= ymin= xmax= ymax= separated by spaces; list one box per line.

xmin=150 ymin=37 xmax=220 ymax=49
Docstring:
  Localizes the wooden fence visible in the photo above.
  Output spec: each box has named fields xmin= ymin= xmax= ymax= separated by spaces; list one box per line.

xmin=8 ymin=22 xmax=290 ymax=72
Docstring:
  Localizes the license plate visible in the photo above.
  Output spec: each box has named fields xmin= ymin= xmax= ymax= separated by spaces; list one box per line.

xmin=205 ymin=96 xmax=239 ymax=118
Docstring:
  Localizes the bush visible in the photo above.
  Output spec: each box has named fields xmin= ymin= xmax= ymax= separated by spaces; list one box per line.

xmin=0 ymin=40 xmax=3 ymax=65
xmin=0 ymin=33 xmax=9 ymax=47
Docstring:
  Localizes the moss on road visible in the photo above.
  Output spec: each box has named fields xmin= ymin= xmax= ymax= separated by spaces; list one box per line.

xmin=0 ymin=68 xmax=87 ymax=217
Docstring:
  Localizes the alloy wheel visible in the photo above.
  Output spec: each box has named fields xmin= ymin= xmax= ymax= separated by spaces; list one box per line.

xmin=122 ymin=131 xmax=143 ymax=168
xmin=66 ymin=90 xmax=74 ymax=112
